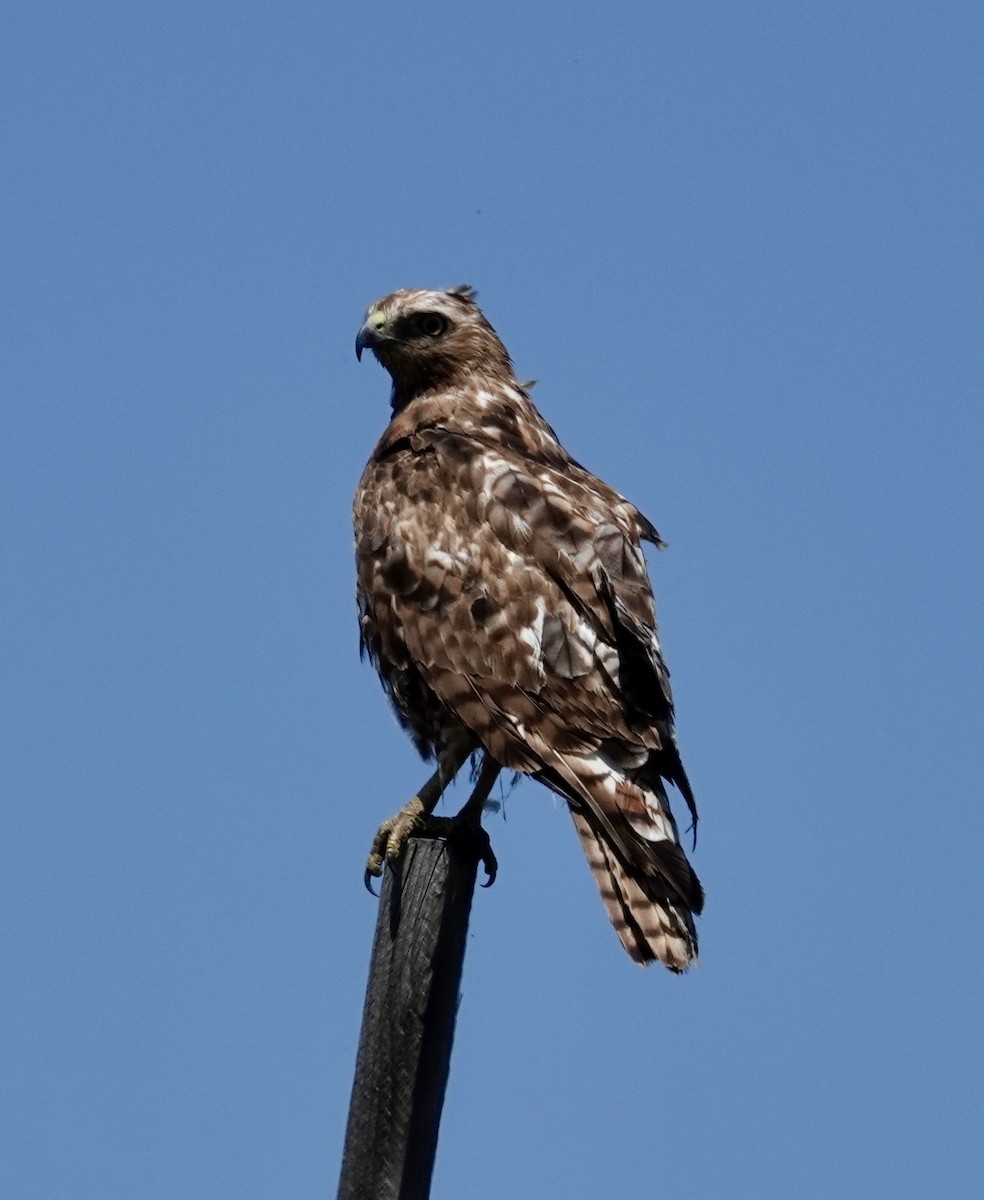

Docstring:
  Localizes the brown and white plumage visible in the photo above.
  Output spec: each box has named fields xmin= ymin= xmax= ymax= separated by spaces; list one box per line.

xmin=353 ymin=286 xmax=703 ymax=970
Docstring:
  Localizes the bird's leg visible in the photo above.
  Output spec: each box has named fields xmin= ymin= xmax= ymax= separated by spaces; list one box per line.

xmin=447 ymin=753 xmax=501 ymax=887
xmin=380 ymin=753 xmax=501 ymax=886
xmin=364 ymin=739 xmax=472 ymax=890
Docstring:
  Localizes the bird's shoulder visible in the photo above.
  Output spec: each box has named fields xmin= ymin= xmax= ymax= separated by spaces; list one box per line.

xmin=355 ymin=382 xmax=661 ymax=593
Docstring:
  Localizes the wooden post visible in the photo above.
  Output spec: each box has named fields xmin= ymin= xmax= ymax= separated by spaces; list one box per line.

xmin=337 ymin=836 xmax=481 ymax=1200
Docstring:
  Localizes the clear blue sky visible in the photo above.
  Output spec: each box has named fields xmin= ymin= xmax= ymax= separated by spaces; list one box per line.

xmin=3 ymin=3 xmax=982 ymax=1197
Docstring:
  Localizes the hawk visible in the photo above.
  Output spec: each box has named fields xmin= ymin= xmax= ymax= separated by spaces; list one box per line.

xmin=353 ymin=286 xmax=703 ymax=970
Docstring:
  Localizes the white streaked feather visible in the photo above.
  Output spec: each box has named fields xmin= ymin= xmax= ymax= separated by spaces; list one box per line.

xmin=516 ymin=594 xmax=546 ymax=660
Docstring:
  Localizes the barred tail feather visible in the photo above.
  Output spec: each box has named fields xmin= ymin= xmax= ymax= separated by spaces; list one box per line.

xmin=534 ymin=752 xmax=703 ymax=969
xmin=570 ymin=805 xmax=700 ymax=970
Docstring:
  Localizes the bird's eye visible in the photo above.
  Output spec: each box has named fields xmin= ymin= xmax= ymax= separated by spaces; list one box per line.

xmin=417 ymin=313 xmax=448 ymax=337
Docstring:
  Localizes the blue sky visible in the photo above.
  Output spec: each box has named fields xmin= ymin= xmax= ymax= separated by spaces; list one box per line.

xmin=2 ymin=2 xmax=982 ymax=1197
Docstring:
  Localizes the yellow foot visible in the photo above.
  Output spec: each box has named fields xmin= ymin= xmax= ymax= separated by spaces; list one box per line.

xmin=364 ymin=803 xmax=498 ymax=892
xmin=364 ymin=796 xmax=427 ymax=889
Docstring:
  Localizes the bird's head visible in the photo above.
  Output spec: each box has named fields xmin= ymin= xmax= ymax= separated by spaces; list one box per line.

xmin=355 ymin=286 xmax=513 ymax=407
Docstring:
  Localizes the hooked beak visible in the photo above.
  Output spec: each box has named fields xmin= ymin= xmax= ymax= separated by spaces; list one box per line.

xmin=355 ymin=311 xmax=388 ymax=361
xmin=355 ymin=325 xmax=375 ymax=362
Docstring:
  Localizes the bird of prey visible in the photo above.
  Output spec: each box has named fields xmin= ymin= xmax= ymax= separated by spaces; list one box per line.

xmin=353 ymin=286 xmax=703 ymax=970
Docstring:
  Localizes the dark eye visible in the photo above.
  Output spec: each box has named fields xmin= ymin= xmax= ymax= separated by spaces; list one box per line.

xmin=417 ymin=312 xmax=448 ymax=337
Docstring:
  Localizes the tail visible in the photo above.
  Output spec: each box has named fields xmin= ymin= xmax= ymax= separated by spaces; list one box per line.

xmin=570 ymin=805 xmax=701 ymax=969
xmin=547 ymin=755 xmax=704 ymax=970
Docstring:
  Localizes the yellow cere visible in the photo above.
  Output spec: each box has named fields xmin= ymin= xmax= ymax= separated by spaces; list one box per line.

xmin=367 ymin=310 xmax=387 ymax=331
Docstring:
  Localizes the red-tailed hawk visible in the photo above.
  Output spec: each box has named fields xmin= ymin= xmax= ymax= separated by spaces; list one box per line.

xmin=353 ymin=286 xmax=703 ymax=970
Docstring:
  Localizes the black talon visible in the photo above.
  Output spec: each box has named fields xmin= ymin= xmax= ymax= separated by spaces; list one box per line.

xmin=477 ymin=831 xmax=498 ymax=887
xmin=445 ymin=819 xmax=498 ymax=886
xmin=464 ymin=824 xmax=497 ymax=886
xmin=364 ymin=868 xmax=380 ymax=896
